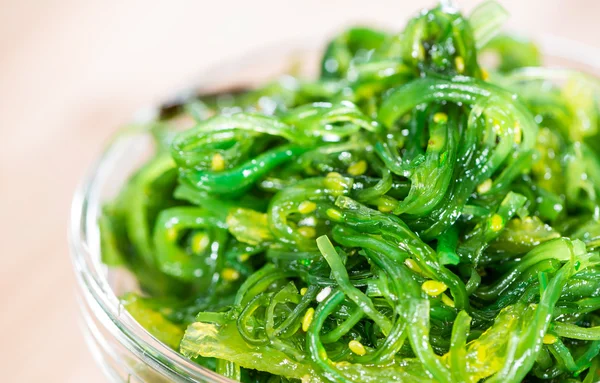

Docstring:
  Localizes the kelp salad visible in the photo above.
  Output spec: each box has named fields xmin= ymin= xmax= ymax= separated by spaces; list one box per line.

xmin=99 ymin=1 xmax=600 ymax=382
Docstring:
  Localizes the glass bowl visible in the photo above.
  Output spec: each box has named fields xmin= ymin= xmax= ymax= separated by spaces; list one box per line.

xmin=69 ymin=36 xmax=600 ymax=383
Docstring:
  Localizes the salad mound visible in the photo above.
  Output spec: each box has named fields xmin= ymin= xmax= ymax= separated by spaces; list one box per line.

xmin=100 ymin=1 xmax=600 ymax=382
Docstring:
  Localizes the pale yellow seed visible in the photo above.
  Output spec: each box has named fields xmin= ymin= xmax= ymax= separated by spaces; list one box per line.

xmin=543 ymin=334 xmax=558 ymax=345
xmin=481 ymin=68 xmax=490 ymax=81
xmin=319 ymin=349 xmax=328 ymax=360
xmin=490 ymin=214 xmax=504 ymax=232
xmin=377 ymin=196 xmax=397 ymax=213
xmin=433 ymin=112 xmax=448 ymax=124
xmin=298 ymin=200 xmax=317 ymax=214
xmin=326 ymin=208 xmax=343 ymax=221
xmin=347 ymin=160 xmax=368 ymax=176
xmin=441 ymin=294 xmax=455 ymax=308
xmin=324 ymin=172 xmax=348 ymax=195
xmin=492 ymin=119 xmax=501 ymax=134
xmin=298 ymin=226 xmax=316 ymax=238
xmin=191 ymin=232 xmax=210 ymax=253
xmin=477 ymin=178 xmax=493 ymax=194
xmin=221 ymin=268 xmax=240 ymax=282
xmin=211 ymin=153 xmax=226 ymax=172
xmin=348 ymin=340 xmax=367 ymax=356
xmin=166 ymin=227 xmax=178 ymax=242
xmin=455 ymin=56 xmax=465 ymax=74
xmin=377 ymin=197 xmax=397 ymax=213
xmin=422 ymin=280 xmax=448 ymax=296
xmin=302 ymin=308 xmax=315 ymax=332
xmin=514 ymin=122 xmax=522 ymax=144
xmin=404 ymin=259 xmax=423 ymax=274
xmin=418 ymin=44 xmax=426 ymax=60
xmin=300 ymin=287 xmax=308 ymax=296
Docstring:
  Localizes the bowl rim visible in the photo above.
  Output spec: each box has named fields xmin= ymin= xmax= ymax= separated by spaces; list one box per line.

xmin=69 ymin=33 xmax=600 ymax=383
xmin=69 ymin=135 xmax=233 ymax=382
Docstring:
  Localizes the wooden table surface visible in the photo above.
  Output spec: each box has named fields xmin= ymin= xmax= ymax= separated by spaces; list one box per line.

xmin=1 ymin=0 xmax=599 ymax=381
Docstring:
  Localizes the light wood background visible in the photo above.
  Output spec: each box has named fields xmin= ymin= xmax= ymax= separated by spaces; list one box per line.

xmin=1 ymin=0 xmax=599 ymax=381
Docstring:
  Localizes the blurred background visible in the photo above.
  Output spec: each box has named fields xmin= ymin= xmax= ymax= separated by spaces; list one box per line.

xmin=1 ymin=0 xmax=599 ymax=381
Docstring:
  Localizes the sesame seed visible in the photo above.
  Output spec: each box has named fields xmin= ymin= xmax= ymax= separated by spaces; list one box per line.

xmin=441 ymin=294 xmax=455 ymax=308
xmin=316 ymin=287 xmax=332 ymax=302
xmin=490 ymin=214 xmax=504 ymax=232
xmin=211 ymin=153 xmax=226 ymax=172
xmin=298 ymin=200 xmax=317 ymax=214
xmin=221 ymin=268 xmax=240 ymax=282
xmin=477 ymin=178 xmax=493 ymax=194
xmin=433 ymin=112 xmax=448 ymax=124
xmin=404 ymin=259 xmax=423 ymax=274
xmin=302 ymin=308 xmax=315 ymax=332
xmin=324 ymin=173 xmax=348 ymax=195
xmin=347 ymin=160 xmax=368 ymax=176
xmin=514 ymin=122 xmax=522 ymax=144
xmin=481 ymin=68 xmax=490 ymax=81
xmin=348 ymin=340 xmax=367 ymax=356
xmin=319 ymin=349 xmax=328 ymax=360
xmin=455 ymin=56 xmax=465 ymax=74
xmin=543 ymin=334 xmax=558 ymax=345
xmin=166 ymin=227 xmax=178 ymax=242
xmin=298 ymin=226 xmax=316 ymax=238
xmin=422 ymin=280 xmax=448 ymax=296
xmin=191 ymin=232 xmax=210 ymax=253
xmin=376 ymin=197 xmax=398 ymax=213
xmin=326 ymin=208 xmax=343 ymax=221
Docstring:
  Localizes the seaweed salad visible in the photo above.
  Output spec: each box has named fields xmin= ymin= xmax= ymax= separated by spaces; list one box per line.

xmin=99 ymin=1 xmax=600 ymax=382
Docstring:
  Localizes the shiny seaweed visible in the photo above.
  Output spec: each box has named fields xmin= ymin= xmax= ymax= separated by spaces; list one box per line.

xmin=100 ymin=1 xmax=600 ymax=382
